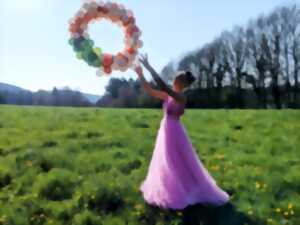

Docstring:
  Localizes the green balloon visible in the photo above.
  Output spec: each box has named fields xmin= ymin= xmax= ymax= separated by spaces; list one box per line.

xmin=91 ymin=58 xmax=101 ymax=67
xmin=69 ymin=35 xmax=103 ymax=68
xmin=76 ymin=52 xmax=83 ymax=60
xmin=87 ymin=51 xmax=97 ymax=62
xmin=68 ymin=38 xmax=74 ymax=46
xmin=88 ymin=39 xmax=94 ymax=47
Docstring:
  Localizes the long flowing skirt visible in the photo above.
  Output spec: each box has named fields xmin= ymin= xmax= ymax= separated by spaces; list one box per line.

xmin=139 ymin=115 xmax=230 ymax=209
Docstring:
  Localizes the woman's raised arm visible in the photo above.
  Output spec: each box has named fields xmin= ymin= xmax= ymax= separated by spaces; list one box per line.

xmin=139 ymin=54 xmax=186 ymax=104
xmin=134 ymin=66 xmax=168 ymax=101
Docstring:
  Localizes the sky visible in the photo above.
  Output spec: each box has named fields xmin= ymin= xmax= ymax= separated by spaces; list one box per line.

xmin=0 ymin=0 xmax=298 ymax=96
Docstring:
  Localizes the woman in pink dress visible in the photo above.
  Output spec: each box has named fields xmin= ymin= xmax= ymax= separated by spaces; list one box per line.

xmin=134 ymin=54 xmax=230 ymax=210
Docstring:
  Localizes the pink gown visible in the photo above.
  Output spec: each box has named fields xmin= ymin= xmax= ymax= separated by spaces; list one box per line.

xmin=139 ymin=95 xmax=230 ymax=209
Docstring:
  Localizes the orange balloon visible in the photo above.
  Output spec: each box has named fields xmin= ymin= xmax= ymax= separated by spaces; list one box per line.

xmin=83 ymin=13 xmax=93 ymax=23
xmin=127 ymin=47 xmax=136 ymax=55
xmin=103 ymin=54 xmax=114 ymax=67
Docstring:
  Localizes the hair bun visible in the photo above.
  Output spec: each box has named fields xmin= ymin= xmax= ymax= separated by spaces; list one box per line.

xmin=185 ymin=71 xmax=196 ymax=83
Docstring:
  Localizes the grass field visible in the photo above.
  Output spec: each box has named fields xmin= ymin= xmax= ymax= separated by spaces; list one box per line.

xmin=0 ymin=105 xmax=299 ymax=225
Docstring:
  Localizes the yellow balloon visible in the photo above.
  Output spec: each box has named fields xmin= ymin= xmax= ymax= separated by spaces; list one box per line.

xmin=94 ymin=47 xmax=102 ymax=56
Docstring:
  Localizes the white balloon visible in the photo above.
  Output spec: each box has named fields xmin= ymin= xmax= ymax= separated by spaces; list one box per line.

xmin=83 ymin=32 xmax=90 ymax=39
xmin=90 ymin=1 xmax=98 ymax=9
xmin=105 ymin=2 xmax=113 ymax=9
xmin=83 ymin=0 xmax=94 ymax=4
xmin=125 ymin=38 xmax=135 ymax=47
xmin=98 ymin=1 xmax=105 ymax=7
xmin=127 ymin=10 xmax=134 ymax=17
xmin=119 ymin=4 xmax=125 ymax=11
xmin=68 ymin=18 xmax=75 ymax=25
xmin=71 ymin=33 xmax=80 ymax=38
xmin=111 ymin=62 xmax=119 ymax=70
xmin=120 ymin=66 xmax=127 ymax=72
xmin=82 ymin=2 xmax=92 ymax=11
xmin=116 ymin=21 xmax=123 ymax=27
xmin=96 ymin=69 xmax=105 ymax=77
xmin=80 ymin=24 xmax=88 ymax=31
xmin=75 ymin=10 xmax=85 ymax=19
xmin=131 ymin=32 xmax=140 ymax=40
xmin=120 ymin=9 xmax=127 ymax=16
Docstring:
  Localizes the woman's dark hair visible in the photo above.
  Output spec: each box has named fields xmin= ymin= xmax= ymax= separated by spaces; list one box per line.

xmin=184 ymin=71 xmax=196 ymax=85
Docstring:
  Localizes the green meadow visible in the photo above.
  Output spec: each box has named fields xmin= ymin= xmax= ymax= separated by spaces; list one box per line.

xmin=0 ymin=105 xmax=299 ymax=225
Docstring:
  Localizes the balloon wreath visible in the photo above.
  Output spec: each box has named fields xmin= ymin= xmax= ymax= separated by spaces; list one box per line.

xmin=68 ymin=1 xmax=143 ymax=76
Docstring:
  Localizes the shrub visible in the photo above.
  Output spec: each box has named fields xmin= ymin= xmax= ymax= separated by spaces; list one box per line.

xmin=86 ymin=131 xmax=103 ymax=139
xmin=95 ymin=163 xmax=112 ymax=173
xmin=35 ymin=168 xmax=77 ymax=201
xmin=77 ymin=175 xmax=126 ymax=214
xmin=132 ymin=121 xmax=149 ymax=128
xmin=0 ymin=170 xmax=11 ymax=189
xmin=118 ymin=159 xmax=142 ymax=175
xmin=113 ymin=152 xmax=127 ymax=159
xmin=15 ymin=148 xmax=42 ymax=172
xmin=41 ymin=140 xmax=58 ymax=148
xmin=66 ymin=131 xmax=79 ymax=139
xmin=72 ymin=210 xmax=102 ymax=225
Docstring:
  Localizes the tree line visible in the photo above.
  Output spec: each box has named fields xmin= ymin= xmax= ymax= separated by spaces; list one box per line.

xmin=95 ymin=78 xmax=162 ymax=108
xmin=161 ymin=4 xmax=300 ymax=109
xmin=0 ymin=87 xmax=91 ymax=107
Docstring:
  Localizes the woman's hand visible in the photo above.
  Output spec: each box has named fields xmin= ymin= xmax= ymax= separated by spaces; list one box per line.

xmin=139 ymin=53 xmax=151 ymax=69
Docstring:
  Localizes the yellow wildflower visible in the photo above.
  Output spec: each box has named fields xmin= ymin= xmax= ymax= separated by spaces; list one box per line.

xmin=211 ymin=165 xmax=220 ymax=171
xmin=177 ymin=211 xmax=183 ymax=216
xmin=255 ymin=182 xmax=261 ymax=189
xmin=215 ymin=154 xmax=225 ymax=160
xmin=288 ymin=203 xmax=293 ymax=209
xmin=26 ymin=160 xmax=33 ymax=167
xmin=134 ymin=204 xmax=143 ymax=209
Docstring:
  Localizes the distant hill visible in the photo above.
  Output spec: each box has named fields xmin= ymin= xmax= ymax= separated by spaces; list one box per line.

xmin=81 ymin=93 xmax=102 ymax=104
xmin=0 ymin=82 xmax=29 ymax=93
xmin=0 ymin=82 xmax=102 ymax=104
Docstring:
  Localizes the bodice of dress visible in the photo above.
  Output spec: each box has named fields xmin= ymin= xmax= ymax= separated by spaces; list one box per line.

xmin=163 ymin=96 xmax=185 ymax=119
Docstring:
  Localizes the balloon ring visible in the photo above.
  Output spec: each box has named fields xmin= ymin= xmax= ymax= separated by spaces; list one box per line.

xmin=68 ymin=1 xmax=143 ymax=76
